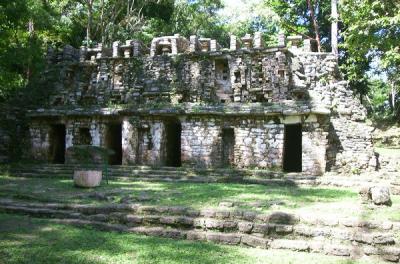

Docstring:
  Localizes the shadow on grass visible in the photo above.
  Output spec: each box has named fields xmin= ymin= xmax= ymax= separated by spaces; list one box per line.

xmin=0 ymin=213 xmax=243 ymax=264
xmin=148 ymin=181 xmax=357 ymax=209
xmin=0 ymin=174 xmax=357 ymax=210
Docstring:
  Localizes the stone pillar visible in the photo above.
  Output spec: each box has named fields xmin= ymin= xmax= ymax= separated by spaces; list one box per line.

xmin=112 ymin=41 xmax=120 ymax=57
xmin=230 ymin=35 xmax=239 ymax=51
xmin=65 ymin=123 xmax=74 ymax=149
xmin=210 ymin=40 xmax=218 ymax=51
xmin=124 ymin=40 xmax=133 ymax=58
xmin=79 ymin=46 xmax=87 ymax=62
xmin=171 ymin=38 xmax=178 ymax=55
xmin=96 ymin=43 xmax=103 ymax=59
xmin=150 ymin=39 xmax=158 ymax=57
xmin=233 ymin=122 xmax=283 ymax=169
xmin=133 ymin=42 xmax=141 ymax=56
xmin=181 ymin=118 xmax=221 ymax=167
xmin=29 ymin=123 xmax=51 ymax=161
xmin=148 ymin=121 xmax=165 ymax=166
xmin=253 ymin=32 xmax=264 ymax=48
xmin=122 ymin=119 xmax=138 ymax=165
xmin=278 ymin=33 xmax=286 ymax=47
xmin=302 ymin=123 xmax=328 ymax=175
xmin=303 ymin=39 xmax=312 ymax=52
xmin=189 ymin=35 xmax=198 ymax=52
xmin=90 ymin=120 xmax=102 ymax=146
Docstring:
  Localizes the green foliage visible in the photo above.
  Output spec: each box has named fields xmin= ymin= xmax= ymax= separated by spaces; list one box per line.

xmin=340 ymin=0 xmax=400 ymax=118
xmin=265 ymin=0 xmax=332 ymax=49
xmin=221 ymin=2 xmax=280 ymax=46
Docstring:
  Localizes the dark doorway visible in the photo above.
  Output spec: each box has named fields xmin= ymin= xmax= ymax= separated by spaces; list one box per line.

xmin=165 ymin=121 xmax=181 ymax=167
xmin=222 ymin=128 xmax=235 ymax=166
xmin=283 ymin=124 xmax=302 ymax=172
xmin=105 ymin=123 xmax=122 ymax=165
xmin=78 ymin=127 xmax=92 ymax=145
xmin=49 ymin=124 xmax=66 ymax=164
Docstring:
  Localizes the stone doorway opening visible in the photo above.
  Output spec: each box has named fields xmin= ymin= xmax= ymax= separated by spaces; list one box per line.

xmin=78 ymin=127 xmax=92 ymax=145
xmin=105 ymin=123 xmax=122 ymax=165
xmin=283 ymin=124 xmax=302 ymax=172
xmin=49 ymin=124 xmax=66 ymax=164
xmin=165 ymin=120 xmax=181 ymax=167
xmin=222 ymin=128 xmax=235 ymax=166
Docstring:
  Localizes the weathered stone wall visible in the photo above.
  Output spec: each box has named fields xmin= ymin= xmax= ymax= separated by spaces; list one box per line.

xmin=294 ymin=52 xmax=376 ymax=173
xmin=302 ymin=120 xmax=329 ymax=175
xmin=26 ymin=33 xmax=378 ymax=175
xmin=234 ymin=121 xmax=284 ymax=169
xmin=45 ymin=45 xmax=294 ymax=107
xmin=121 ymin=117 xmax=166 ymax=166
xmin=0 ymin=127 xmax=10 ymax=163
xmin=181 ymin=117 xmax=222 ymax=167
xmin=121 ymin=119 xmax=137 ymax=165
xmin=65 ymin=119 xmax=105 ymax=147
xmin=29 ymin=121 xmax=51 ymax=161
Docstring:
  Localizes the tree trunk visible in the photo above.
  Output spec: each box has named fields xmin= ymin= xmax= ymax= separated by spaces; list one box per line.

xmin=27 ymin=20 xmax=35 ymax=81
xmin=331 ymin=0 xmax=338 ymax=55
xmin=100 ymin=0 xmax=105 ymax=44
xmin=86 ymin=0 xmax=93 ymax=46
xmin=391 ymin=81 xmax=396 ymax=115
xmin=307 ymin=0 xmax=322 ymax=52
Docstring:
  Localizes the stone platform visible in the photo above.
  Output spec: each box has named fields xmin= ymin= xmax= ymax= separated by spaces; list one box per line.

xmin=0 ymin=198 xmax=399 ymax=262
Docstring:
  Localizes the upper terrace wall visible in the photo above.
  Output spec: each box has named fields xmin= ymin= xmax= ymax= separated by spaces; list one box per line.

xmin=44 ymin=33 xmax=314 ymax=108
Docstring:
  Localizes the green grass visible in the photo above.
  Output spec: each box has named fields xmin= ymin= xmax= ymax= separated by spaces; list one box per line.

xmin=0 ymin=175 xmax=357 ymax=212
xmin=0 ymin=213 xmax=374 ymax=264
xmin=375 ymin=147 xmax=400 ymax=156
xmin=1 ymin=174 xmax=399 ymax=222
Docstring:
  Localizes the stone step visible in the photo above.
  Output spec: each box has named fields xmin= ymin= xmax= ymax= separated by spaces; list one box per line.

xmin=4 ymin=199 xmax=398 ymax=232
xmin=0 ymin=199 xmax=397 ymax=237
xmin=0 ymin=200 xmax=398 ymax=262
xmin=10 ymin=164 xmax=293 ymax=178
xmin=3 ymin=209 xmax=399 ymax=262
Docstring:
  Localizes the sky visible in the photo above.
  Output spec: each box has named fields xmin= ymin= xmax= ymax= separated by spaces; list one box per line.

xmin=219 ymin=0 xmax=264 ymax=23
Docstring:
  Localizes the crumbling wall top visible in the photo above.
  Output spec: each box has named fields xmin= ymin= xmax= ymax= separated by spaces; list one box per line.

xmin=46 ymin=32 xmax=331 ymax=63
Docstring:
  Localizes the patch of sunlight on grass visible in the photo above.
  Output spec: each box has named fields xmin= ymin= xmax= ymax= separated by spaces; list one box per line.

xmin=375 ymin=147 xmax=400 ymax=157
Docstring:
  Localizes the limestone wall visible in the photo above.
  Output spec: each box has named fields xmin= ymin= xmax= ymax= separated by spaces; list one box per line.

xmin=302 ymin=122 xmax=328 ymax=175
xmin=29 ymin=122 xmax=51 ymax=161
xmin=181 ymin=118 xmax=222 ymax=167
xmin=234 ymin=122 xmax=284 ymax=169
xmin=294 ymin=52 xmax=376 ymax=173
xmin=25 ymin=34 xmax=378 ymax=175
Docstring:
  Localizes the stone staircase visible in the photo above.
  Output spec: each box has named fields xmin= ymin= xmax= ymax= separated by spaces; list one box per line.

xmin=8 ymin=163 xmax=317 ymax=185
xmin=0 ymin=198 xmax=399 ymax=262
xmin=8 ymin=163 xmax=400 ymax=195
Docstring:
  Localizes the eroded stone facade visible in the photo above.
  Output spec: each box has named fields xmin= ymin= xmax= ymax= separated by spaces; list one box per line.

xmin=28 ymin=33 xmax=376 ymax=175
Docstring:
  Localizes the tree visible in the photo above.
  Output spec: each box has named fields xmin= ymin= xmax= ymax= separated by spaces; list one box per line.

xmin=340 ymin=0 xmax=400 ymax=118
xmin=331 ymin=0 xmax=338 ymax=55
xmin=265 ymin=0 xmax=332 ymax=51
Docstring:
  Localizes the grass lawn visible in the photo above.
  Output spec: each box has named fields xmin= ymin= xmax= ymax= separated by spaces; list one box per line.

xmin=1 ymin=174 xmax=399 ymax=222
xmin=0 ymin=213 xmax=378 ymax=264
xmin=0 ymin=174 xmax=357 ymax=211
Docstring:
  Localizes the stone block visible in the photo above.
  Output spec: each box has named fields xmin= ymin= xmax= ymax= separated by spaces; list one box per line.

xmin=238 ymin=222 xmax=253 ymax=233
xmin=324 ymin=244 xmax=351 ymax=256
xmin=241 ymin=234 xmax=268 ymax=248
xmin=370 ymin=186 xmax=392 ymax=206
xmin=270 ymin=239 xmax=309 ymax=251
xmin=187 ymin=231 xmax=206 ymax=241
xmin=252 ymin=223 xmax=269 ymax=234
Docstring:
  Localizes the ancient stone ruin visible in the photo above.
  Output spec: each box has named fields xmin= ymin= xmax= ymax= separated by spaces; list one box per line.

xmin=29 ymin=33 xmax=376 ymax=175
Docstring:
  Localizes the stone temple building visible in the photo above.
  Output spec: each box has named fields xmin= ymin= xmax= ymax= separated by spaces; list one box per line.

xmin=28 ymin=33 xmax=377 ymax=175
